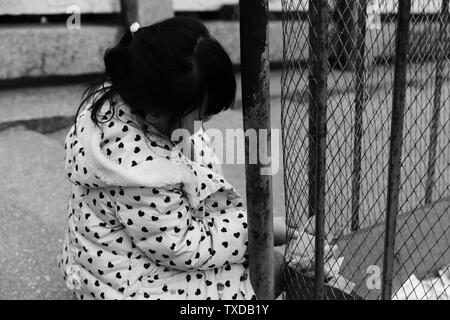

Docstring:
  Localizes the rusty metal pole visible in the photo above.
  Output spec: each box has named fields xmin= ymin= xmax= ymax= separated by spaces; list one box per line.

xmin=121 ymin=0 xmax=138 ymax=27
xmin=381 ymin=0 xmax=411 ymax=300
xmin=351 ymin=0 xmax=368 ymax=232
xmin=425 ymin=0 xmax=450 ymax=205
xmin=239 ymin=0 xmax=274 ymax=300
xmin=308 ymin=0 xmax=329 ymax=300
xmin=335 ymin=0 xmax=357 ymax=70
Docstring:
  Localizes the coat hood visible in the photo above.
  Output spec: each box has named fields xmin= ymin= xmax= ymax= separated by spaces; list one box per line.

xmin=64 ymin=102 xmax=218 ymax=207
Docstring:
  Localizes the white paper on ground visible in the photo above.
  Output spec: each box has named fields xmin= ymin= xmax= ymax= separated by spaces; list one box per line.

xmin=288 ymin=235 xmax=356 ymax=295
xmin=324 ymin=257 xmax=343 ymax=278
xmin=328 ymin=274 xmax=356 ymax=295
xmin=393 ymin=265 xmax=450 ymax=300
xmin=393 ymin=274 xmax=431 ymax=300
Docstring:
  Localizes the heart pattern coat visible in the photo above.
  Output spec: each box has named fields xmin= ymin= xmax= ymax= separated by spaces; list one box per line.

xmin=57 ymin=101 xmax=256 ymax=300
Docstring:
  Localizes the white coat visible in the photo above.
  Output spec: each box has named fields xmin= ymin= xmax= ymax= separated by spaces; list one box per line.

xmin=58 ymin=100 xmax=256 ymax=300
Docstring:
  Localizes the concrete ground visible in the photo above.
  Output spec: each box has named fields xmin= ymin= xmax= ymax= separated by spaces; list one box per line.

xmin=0 ymin=126 xmax=72 ymax=299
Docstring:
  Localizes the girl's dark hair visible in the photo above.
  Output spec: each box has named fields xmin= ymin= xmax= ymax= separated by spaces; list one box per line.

xmin=75 ymin=17 xmax=236 ymax=129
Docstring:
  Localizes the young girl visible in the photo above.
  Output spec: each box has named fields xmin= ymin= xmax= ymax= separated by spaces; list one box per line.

xmin=58 ymin=17 xmax=292 ymax=300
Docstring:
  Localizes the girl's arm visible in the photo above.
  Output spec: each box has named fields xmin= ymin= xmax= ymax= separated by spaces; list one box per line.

xmin=113 ymin=185 xmax=248 ymax=271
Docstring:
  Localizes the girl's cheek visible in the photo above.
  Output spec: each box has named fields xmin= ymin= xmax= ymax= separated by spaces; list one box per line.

xmin=180 ymin=118 xmax=192 ymax=134
xmin=182 ymin=117 xmax=199 ymax=135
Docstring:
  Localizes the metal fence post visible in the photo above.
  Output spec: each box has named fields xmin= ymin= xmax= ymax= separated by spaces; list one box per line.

xmin=308 ymin=0 xmax=329 ymax=300
xmin=120 ymin=0 xmax=138 ymax=27
xmin=239 ymin=0 xmax=274 ymax=300
xmin=121 ymin=0 xmax=173 ymax=27
xmin=425 ymin=0 xmax=450 ymax=205
xmin=351 ymin=0 xmax=368 ymax=232
xmin=335 ymin=0 xmax=357 ymax=70
xmin=381 ymin=0 xmax=411 ymax=300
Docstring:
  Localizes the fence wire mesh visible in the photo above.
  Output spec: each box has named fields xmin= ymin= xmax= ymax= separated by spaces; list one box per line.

xmin=281 ymin=0 xmax=450 ymax=300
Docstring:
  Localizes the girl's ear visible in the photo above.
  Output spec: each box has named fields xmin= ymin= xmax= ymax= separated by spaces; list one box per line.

xmin=145 ymin=111 xmax=163 ymax=124
xmin=145 ymin=111 xmax=173 ymax=136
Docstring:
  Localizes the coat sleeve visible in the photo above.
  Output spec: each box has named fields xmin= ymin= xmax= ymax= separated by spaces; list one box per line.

xmin=113 ymin=185 xmax=249 ymax=271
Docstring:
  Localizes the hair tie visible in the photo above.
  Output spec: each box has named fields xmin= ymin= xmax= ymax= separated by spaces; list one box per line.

xmin=130 ymin=22 xmax=140 ymax=36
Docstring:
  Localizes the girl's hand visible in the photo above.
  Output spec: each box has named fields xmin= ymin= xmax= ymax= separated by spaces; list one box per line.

xmin=273 ymin=216 xmax=300 ymax=247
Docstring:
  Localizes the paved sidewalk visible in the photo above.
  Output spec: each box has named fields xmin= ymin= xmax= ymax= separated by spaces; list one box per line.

xmin=0 ymin=126 xmax=72 ymax=299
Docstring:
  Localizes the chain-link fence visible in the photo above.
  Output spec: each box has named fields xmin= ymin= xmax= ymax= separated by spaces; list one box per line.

xmin=281 ymin=0 xmax=450 ymax=300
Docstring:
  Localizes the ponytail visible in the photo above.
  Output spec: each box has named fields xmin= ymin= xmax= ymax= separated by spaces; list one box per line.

xmin=73 ymin=17 xmax=236 ymax=135
xmin=74 ymin=30 xmax=134 ymax=133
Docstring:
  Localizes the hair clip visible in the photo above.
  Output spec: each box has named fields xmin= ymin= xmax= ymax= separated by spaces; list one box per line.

xmin=130 ymin=22 xmax=140 ymax=36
